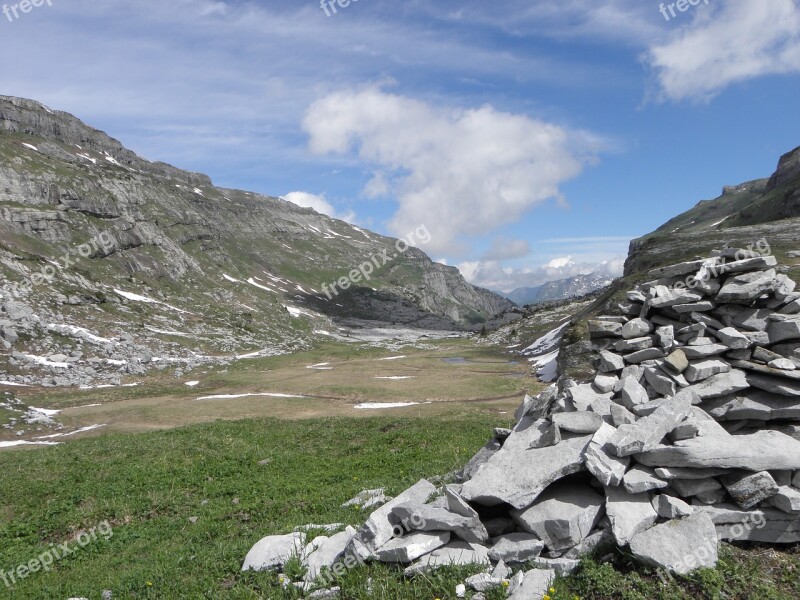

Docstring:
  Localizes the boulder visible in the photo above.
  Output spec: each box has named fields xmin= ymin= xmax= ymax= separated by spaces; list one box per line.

xmin=488 ymin=533 xmax=545 ymax=563
xmin=605 ymin=486 xmax=658 ymax=546
xmin=304 ymin=527 xmax=356 ymax=583
xmin=461 ymin=429 xmax=592 ymax=509
xmin=242 ymin=532 xmax=306 ymax=572
xmin=721 ymin=471 xmax=779 ymax=509
xmin=622 ymin=318 xmax=653 ymax=340
xmin=714 ymin=327 xmax=751 ymax=350
xmin=552 ymin=411 xmax=604 ymax=434
xmin=598 ymin=350 xmax=625 ymax=372
xmin=511 ymin=482 xmax=604 ymax=551
xmin=629 ymin=512 xmax=718 ymax=575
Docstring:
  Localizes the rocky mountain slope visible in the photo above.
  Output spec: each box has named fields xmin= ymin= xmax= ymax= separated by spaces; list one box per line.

xmin=0 ymin=95 xmax=511 ymax=387
xmin=503 ymin=272 xmax=614 ymax=307
xmin=625 ymin=145 xmax=800 ymax=279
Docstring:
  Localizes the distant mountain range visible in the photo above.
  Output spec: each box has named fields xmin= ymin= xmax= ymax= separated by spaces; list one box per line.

xmin=500 ymin=272 xmax=615 ymax=306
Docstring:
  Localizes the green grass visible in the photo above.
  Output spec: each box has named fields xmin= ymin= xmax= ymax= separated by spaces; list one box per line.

xmin=1 ymin=415 xmax=799 ymax=599
xmin=0 ymin=416 xmax=502 ymax=599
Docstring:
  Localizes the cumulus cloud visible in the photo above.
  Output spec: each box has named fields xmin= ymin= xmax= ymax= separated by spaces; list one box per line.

xmin=458 ymin=257 xmax=625 ymax=292
xmin=281 ymin=191 xmax=356 ymax=223
xmin=647 ymin=0 xmax=800 ymax=102
xmin=303 ymin=87 xmax=603 ymax=255
xmin=482 ymin=238 xmax=531 ymax=261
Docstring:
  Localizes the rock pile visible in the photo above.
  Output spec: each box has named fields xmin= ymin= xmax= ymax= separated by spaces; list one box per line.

xmin=242 ymin=248 xmax=800 ymax=597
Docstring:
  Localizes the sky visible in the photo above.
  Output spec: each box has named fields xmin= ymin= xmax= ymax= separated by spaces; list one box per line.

xmin=1 ymin=0 xmax=799 ymax=293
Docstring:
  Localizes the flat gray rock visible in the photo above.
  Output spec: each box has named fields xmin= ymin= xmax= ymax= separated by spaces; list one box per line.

xmin=585 ymin=422 xmax=630 ymax=486
xmin=721 ymin=471 xmax=779 ymax=509
xmin=608 ymin=397 xmax=693 ymax=457
xmin=625 ymin=348 xmax=667 ymax=364
xmin=769 ymin=486 xmax=800 ymax=514
xmin=605 ymin=486 xmax=658 ymax=546
xmin=716 ymin=269 xmax=778 ymax=303
xmin=461 ymin=430 xmax=592 ymax=509
xmin=304 ymin=527 xmax=356 ymax=583
xmin=644 ymin=367 xmax=677 ymax=397
xmin=703 ymin=390 xmax=800 ymax=421
xmin=622 ymin=318 xmax=653 ymax=339
xmin=511 ymin=482 xmax=604 ymax=551
xmin=695 ymin=503 xmax=800 ymax=543
xmin=599 ymin=349 xmax=625 ymax=372
xmin=652 ymin=494 xmax=694 ymax=519
xmin=347 ymin=479 xmax=437 ymax=560
xmin=589 ymin=320 xmax=623 ymax=338
xmin=374 ymin=531 xmax=450 ymax=563
xmin=623 ymin=465 xmax=668 ymax=494
xmin=745 ymin=372 xmax=800 ymax=397
xmin=242 ymin=532 xmax=306 ymax=572
xmin=615 ymin=337 xmax=654 ymax=352
xmin=629 ymin=512 xmax=718 ymax=575
xmin=685 ymin=359 xmax=731 ymax=383
xmin=488 ymin=533 xmax=545 ymax=563
xmin=403 ymin=541 xmax=490 ymax=575
xmin=682 ymin=344 xmax=730 ymax=359
xmin=390 ymin=503 xmax=488 ymax=543
xmin=620 ymin=376 xmax=649 ymax=409
xmin=553 ymin=411 xmax=604 ymax=434
xmin=569 ymin=384 xmax=614 ymax=411
xmin=506 ymin=569 xmax=556 ymax=600
xmin=714 ymin=327 xmax=752 ymax=350
xmin=686 ymin=369 xmax=750 ymax=399
xmin=768 ymin=317 xmax=800 ymax=344
xmin=637 ymin=431 xmax=800 ymax=471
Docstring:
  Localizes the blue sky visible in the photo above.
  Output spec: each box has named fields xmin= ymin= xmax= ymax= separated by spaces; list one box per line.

xmin=1 ymin=0 xmax=800 ymax=292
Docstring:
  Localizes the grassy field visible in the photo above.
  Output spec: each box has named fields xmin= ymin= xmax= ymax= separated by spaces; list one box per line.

xmin=3 ymin=339 xmax=535 ymax=442
xmin=2 ymin=416 xmax=799 ymax=599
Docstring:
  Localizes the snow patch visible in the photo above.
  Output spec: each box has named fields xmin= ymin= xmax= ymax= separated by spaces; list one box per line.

xmin=354 ymin=402 xmax=427 ymax=410
xmin=196 ymin=392 xmax=306 ymax=401
xmin=374 ymin=376 xmax=416 ymax=380
xmin=22 ymin=143 xmax=38 ymax=152
xmin=185 ymin=381 xmax=200 ymax=387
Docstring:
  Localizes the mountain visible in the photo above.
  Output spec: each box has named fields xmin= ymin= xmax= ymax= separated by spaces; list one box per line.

xmin=503 ymin=272 xmax=615 ymax=306
xmin=625 ymin=144 xmax=800 ymax=280
xmin=0 ymin=95 xmax=511 ymax=387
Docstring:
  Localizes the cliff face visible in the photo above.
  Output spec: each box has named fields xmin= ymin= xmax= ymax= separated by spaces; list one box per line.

xmin=0 ymin=95 xmax=512 ymax=387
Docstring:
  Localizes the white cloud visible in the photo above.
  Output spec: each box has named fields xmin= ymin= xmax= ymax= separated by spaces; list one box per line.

xmin=545 ymin=256 xmax=574 ymax=269
xmin=458 ymin=257 xmax=625 ymax=292
xmin=482 ymin=238 xmax=531 ymax=261
xmin=646 ymin=0 xmax=800 ymax=102
xmin=303 ymin=87 xmax=603 ymax=255
xmin=281 ymin=191 xmax=356 ymax=223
